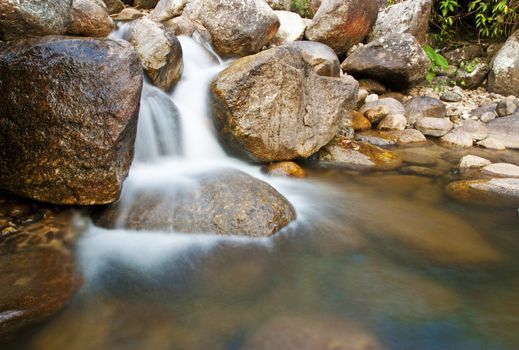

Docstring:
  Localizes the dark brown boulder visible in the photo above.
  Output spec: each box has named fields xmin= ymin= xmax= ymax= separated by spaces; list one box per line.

xmin=0 ymin=36 xmax=143 ymax=205
xmin=305 ymin=0 xmax=378 ymax=56
xmin=0 ymin=0 xmax=71 ymax=40
xmin=69 ymin=0 xmax=114 ymax=37
xmin=95 ymin=169 xmax=296 ymax=237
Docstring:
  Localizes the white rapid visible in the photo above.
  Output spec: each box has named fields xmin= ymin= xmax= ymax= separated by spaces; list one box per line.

xmin=79 ymin=23 xmax=325 ymax=281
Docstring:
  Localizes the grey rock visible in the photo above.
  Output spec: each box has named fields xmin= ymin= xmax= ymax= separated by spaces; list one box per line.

xmin=481 ymin=163 xmax=519 ymax=178
xmin=360 ymin=97 xmax=406 ymax=117
xmin=487 ymin=29 xmax=519 ymax=96
xmin=369 ymin=0 xmax=433 ymax=44
xmin=496 ymin=99 xmax=517 ymax=117
xmin=444 ymin=44 xmax=483 ymax=66
xmin=487 ymin=113 xmax=519 ymax=149
xmin=341 ymin=33 xmax=430 ymax=90
xmin=440 ymin=91 xmax=462 ymax=102
xmin=456 ymin=62 xmax=490 ymax=89
xmin=470 ymin=103 xmax=497 ymax=118
xmin=378 ymin=114 xmax=407 ymax=130
xmin=415 ymin=117 xmax=453 ymax=137
xmin=459 ymin=155 xmax=491 ymax=168
xmin=271 ymin=11 xmax=305 ymax=46
xmin=150 ymin=0 xmax=189 ymax=21
xmin=440 ymin=129 xmax=474 ymax=148
xmin=404 ymin=96 xmax=446 ymax=125
xmin=480 ymin=111 xmax=497 ymax=123
xmin=476 ymin=137 xmax=506 ymax=150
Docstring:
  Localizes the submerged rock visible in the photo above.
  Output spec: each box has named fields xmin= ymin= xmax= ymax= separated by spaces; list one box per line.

xmin=487 ymin=29 xmax=519 ymax=97
xmin=0 ymin=196 xmax=83 ymax=341
xmin=341 ymin=33 xmax=430 ymax=90
xmin=305 ymin=0 xmax=378 ymax=56
xmin=0 ymin=0 xmax=71 ymax=40
xmin=184 ymin=0 xmax=280 ymax=58
xmin=316 ymin=139 xmax=403 ymax=170
xmin=263 ymin=161 xmax=306 ymax=178
xmin=95 ymin=169 xmax=296 ymax=237
xmin=69 ymin=0 xmax=114 ymax=37
xmin=243 ymin=314 xmax=384 ymax=350
xmin=211 ymin=42 xmax=358 ymax=162
xmin=129 ymin=18 xmax=183 ymax=91
xmin=0 ymin=36 xmax=143 ymax=205
xmin=369 ymin=0 xmax=433 ymax=44
xmin=446 ymin=178 xmax=519 ymax=207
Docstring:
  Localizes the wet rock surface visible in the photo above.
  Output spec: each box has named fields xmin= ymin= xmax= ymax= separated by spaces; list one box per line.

xmin=447 ymin=178 xmax=519 ymax=207
xmin=0 ymin=195 xmax=83 ymax=342
xmin=211 ymin=42 xmax=358 ymax=162
xmin=94 ymin=169 xmax=296 ymax=237
xmin=0 ymin=36 xmax=143 ymax=205
xmin=69 ymin=0 xmax=114 ymax=37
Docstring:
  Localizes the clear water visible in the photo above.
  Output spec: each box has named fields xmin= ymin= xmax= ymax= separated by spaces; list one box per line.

xmin=5 ymin=26 xmax=519 ymax=350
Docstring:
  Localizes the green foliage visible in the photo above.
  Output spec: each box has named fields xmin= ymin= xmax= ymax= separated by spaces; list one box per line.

xmin=423 ymin=45 xmax=453 ymax=91
xmin=431 ymin=0 xmax=519 ymax=43
xmin=291 ymin=0 xmax=312 ymax=18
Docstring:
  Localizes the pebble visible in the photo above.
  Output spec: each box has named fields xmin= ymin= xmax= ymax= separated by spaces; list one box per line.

xmin=496 ymin=99 xmax=516 ymax=117
xmin=480 ymin=111 xmax=497 ymax=123
xmin=441 ymin=91 xmax=463 ymax=102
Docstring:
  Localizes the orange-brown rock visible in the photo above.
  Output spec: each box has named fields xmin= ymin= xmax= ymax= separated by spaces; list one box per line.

xmin=264 ymin=161 xmax=306 ymax=177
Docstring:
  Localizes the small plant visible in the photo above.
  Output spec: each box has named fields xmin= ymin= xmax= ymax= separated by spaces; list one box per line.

xmin=291 ymin=0 xmax=313 ymax=18
xmin=423 ymin=44 xmax=450 ymax=86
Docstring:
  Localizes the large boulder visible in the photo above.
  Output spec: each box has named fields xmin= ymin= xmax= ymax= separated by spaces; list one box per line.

xmin=129 ymin=18 xmax=183 ymax=91
xmin=404 ymin=96 xmax=446 ymax=125
xmin=487 ymin=113 xmax=519 ymax=149
xmin=0 ymin=37 xmax=143 ymax=205
xmin=102 ymin=0 xmax=125 ymax=14
xmin=184 ymin=0 xmax=280 ymax=58
xmin=0 ymin=0 xmax=71 ymax=40
xmin=341 ymin=33 xmax=430 ymax=90
xmin=487 ymin=29 xmax=519 ymax=96
xmin=94 ymin=169 xmax=296 ymax=237
xmin=210 ymin=42 xmax=358 ymax=162
xmin=305 ymin=0 xmax=378 ymax=56
xmin=369 ymin=0 xmax=433 ymax=44
xmin=68 ymin=0 xmax=114 ymax=37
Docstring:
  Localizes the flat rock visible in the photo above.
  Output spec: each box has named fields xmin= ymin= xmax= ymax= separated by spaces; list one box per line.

xmin=415 ymin=117 xmax=454 ymax=137
xmin=316 ymin=139 xmax=402 ymax=170
xmin=477 ymin=137 xmax=506 ymax=150
xmin=243 ymin=314 xmax=384 ymax=350
xmin=95 ymin=169 xmax=296 ymax=237
xmin=446 ymin=178 xmax=519 ymax=207
xmin=481 ymin=163 xmax=519 ymax=178
xmin=487 ymin=114 xmax=519 ymax=149
xmin=355 ymin=129 xmax=426 ymax=146
xmin=460 ymin=155 xmax=492 ymax=168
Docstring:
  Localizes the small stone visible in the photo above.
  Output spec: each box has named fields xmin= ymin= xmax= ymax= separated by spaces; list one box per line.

xmin=460 ymin=155 xmax=492 ymax=169
xmin=400 ymin=166 xmax=442 ymax=177
xmin=357 ymin=88 xmax=369 ymax=105
xmin=470 ymin=103 xmax=497 ymax=118
xmin=363 ymin=105 xmax=389 ymax=123
xmin=496 ymin=99 xmax=517 ymax=117
xmin=358 ymin=79 xmax=386 ymax=95
xmin=440 ymin=91 xmax=462 ymax=102
xmin=480 ymin=111 xmax=497 ymax=123
xmin=365 ymin=94 xmax=379 ymax=103
xmin=481 ymin=163 xmax=519 ymax=178
xmin=477 ymin=137 xmax=506 ymax=150
xmin=377 ymin=114 xmax=407 ymax=131
xmin=113 ymin=8 xmax=145 ymax=21
xmin=350 ymin=111 xmax=372 ymax=131
xmin=405 ymin=96 xmax=447 ymax=125
xmin=263 ymin=161 xmax=305 ymax=178
xmin=415 ymin=117 xmax=454 ymax=137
